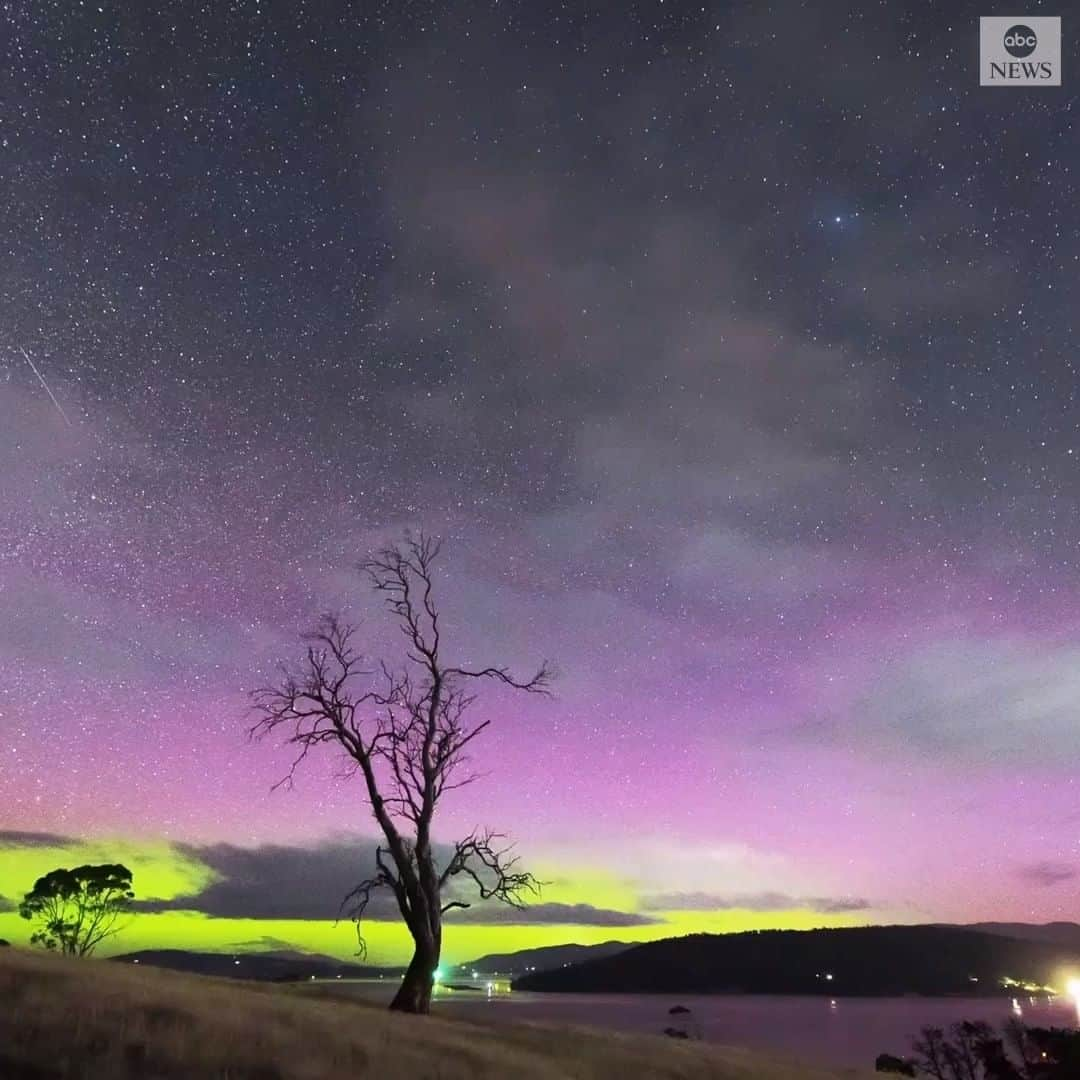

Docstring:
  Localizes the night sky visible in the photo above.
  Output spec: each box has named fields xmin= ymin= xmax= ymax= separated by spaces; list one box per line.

xmin=2 ymin=2 xmax=1079 ymax=963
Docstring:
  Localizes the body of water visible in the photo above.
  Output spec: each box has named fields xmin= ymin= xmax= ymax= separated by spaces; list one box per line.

xmin=313 ymin=981 xmax=1080 ymax=1070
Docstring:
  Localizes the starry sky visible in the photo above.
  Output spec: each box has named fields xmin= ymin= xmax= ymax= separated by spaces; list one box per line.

xmin=2 ymin=2 xmax=1079 ymax=964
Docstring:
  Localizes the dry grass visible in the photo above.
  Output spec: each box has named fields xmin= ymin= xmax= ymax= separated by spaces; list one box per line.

xmin=0 ymin=947 xmax=871 ymax=1079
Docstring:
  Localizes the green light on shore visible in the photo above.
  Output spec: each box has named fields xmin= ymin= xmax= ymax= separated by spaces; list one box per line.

xmin=433 ymin=967 xmax=444 ymax=984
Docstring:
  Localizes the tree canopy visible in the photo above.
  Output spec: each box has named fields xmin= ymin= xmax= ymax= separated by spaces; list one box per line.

xmin=18 ymin=864 xmax=134 ymax=956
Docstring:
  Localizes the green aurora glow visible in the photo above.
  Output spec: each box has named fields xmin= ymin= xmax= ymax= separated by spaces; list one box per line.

xmin=0 ymin=836 xmax=868 ymax=965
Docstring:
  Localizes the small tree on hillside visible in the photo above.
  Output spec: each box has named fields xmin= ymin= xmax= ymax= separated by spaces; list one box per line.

xmin=19 ymin=864 xmax=134 ymax=956
xmin=252 ymin=534 xmax=552 ymax=1014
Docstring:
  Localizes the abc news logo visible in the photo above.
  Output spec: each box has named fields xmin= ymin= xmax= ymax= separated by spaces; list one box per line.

xmin=980 ymin=17 xmax=1061 ymax=86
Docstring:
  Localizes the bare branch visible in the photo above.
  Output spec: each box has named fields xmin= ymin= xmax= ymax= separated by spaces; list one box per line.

xmin=444 ymin=661 xmax=555 ymax=695
xmin=438 ymin=827 xmax=541 ymax=907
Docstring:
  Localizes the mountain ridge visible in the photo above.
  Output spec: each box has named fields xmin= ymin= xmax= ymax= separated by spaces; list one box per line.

xmin=512 ymin=924 xmax=1080 ymax=996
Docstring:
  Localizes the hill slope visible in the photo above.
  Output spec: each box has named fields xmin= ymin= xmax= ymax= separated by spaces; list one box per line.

xmin=965 ymin=922 xmax=1080 ymax=950
xmin=0 ymin=947 xmax=870 ymax=1079
xmin=513 ymin=925 xmax=1080 ymax=995
xmin=454 ymin=940 xmax=630 ymax=976
xmin=110 ymin=948 xmax=389 ymax=981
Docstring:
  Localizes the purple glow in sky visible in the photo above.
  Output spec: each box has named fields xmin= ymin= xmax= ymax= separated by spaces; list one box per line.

xmin=2 ymin=2 xmax=1079 ymax=945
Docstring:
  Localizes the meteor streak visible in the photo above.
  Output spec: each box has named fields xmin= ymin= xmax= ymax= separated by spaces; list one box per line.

xmin=18 ymin=346 xmax=72 ymax=426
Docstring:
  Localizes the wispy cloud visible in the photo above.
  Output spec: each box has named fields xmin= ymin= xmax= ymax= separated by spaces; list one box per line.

xmin=1017 ymin=862 xmax=1076 ymax=888
xmin=640 ymin=891 xmax=871 ymax=914
xmin=127 ymin=835 xmax=652 ymax=925
xmin=797 ymin=639 xmax=1080 ymax=766
xmin=133 ymin=837 xmax=403 ymax=921
xmin=444 ymin=902 xmax=660 ymax=927
xmin=0 ymin=830 xmax=77 ymax=849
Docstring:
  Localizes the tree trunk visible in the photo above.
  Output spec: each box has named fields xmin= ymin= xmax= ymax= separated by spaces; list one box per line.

xmin=389 ymin=934 xmax=439 ymax=1014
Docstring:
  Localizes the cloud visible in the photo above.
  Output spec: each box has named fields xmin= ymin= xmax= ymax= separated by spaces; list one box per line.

xmin=1017 ymin=862 xmax=1076 ymax=888
xmin=640 ymin=891 xmax=871 ymax=914
xmin=671 ymin=525 xmax=850 ymax=602
xmin=134 ymin=837 xmax=661 ymax=926
xmin=0 ymin=895 xmax=17 ymax=913
xmin=362 ymin=11 xmax=889 ymax=614
xmin=224 ymin=936 xmax=326 ymax=954
xmin=807 ymin=897 xmax=873 ymax=914
xmin=133 ymin=837 xmax=403 ymax=921
xmin=837 ymin=639 xmax=1080 ymax=766
xmin=0 ymin=830 xmax=659 ymax=927
xmin=444 ymin=902 xmax=660 ymax=927
xmin=131 ymin=835 xmax=539 ymax=923
xmin=0 ymin=830 xmax=76 ymax=849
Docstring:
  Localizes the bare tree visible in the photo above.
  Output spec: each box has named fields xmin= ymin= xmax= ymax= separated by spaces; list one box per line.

xmin=252 ymin=534 xmax=551 ymax=1013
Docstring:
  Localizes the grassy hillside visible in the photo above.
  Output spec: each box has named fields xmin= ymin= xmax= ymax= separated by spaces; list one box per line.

xmin=0 ymin=947 xmax=871 ymax=1079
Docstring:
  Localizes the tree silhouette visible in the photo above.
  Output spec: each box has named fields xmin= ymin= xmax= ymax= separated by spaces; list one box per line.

xmin=910 ymin=1019 xmax=1080 ymax=1079
xmin=253 ymin=534 xmax=552 ymax=1014
xmin=18 ymin=864 xmax=134 ymax=956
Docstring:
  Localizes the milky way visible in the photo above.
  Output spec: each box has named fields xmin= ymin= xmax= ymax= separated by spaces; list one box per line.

xmin=2 ymin=3 xmax=1079 ymax=958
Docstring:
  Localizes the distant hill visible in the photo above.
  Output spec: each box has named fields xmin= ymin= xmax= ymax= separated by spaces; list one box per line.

xmin=109 ymin=948 xmax=393 ymax=981
xmin=453 ymin=940 xmax=630 ymax=976
xmin=963 ymin=922 xmax=1080 ymax=950
xmin=512 ymin=925 xmax=1080 ymax=996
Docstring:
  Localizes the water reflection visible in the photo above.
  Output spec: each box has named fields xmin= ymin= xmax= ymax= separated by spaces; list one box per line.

xmin=312 ymin=982 xmax=1080 ymax=1070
